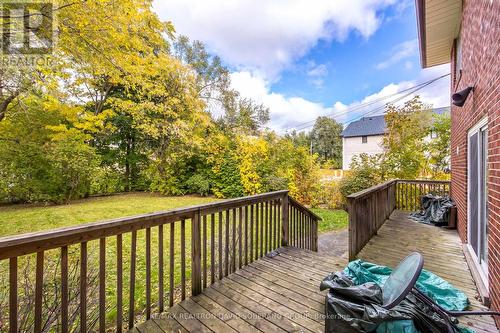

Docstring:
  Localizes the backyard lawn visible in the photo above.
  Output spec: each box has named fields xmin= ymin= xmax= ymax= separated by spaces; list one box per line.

xmin=311 ymin=208 xmax=348 ymax=233
xmin=0 ymin=192 xmax=347 ymax=237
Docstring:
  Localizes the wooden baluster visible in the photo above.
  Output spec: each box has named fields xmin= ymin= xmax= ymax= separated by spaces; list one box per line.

xmin=307 ymin=216 xmax=310 ymax=250
xmin=9 ymin=257 xmax=17 ymax=333
xmin=305 ymin=216 xmax=309 ymax=249
xmin=399 ymin=182 xmax=403 ymax=209
xmin=238 ymin=207 xmax=242 ymax=269
xmin=244 ymin=205 xmax=248 ymax=266
xmin=99 ymin=238 xmax=106 ymax=331
xmin=255 ymin=203 xmax=259 ymax=260
xmin=270 ymin=201 xmax=274 ymax=251
xmin=301 ymin=212 xmax=304 ymax=249
xmin=270 ymin=201 xmax=274 ymax=252
xmin=273 ymin=200 xmax=277 ymax=249
xmin=146 ymin=228 xmax=151 ymax=319
xmin=405 ymin=183 xmax=408 ymax=210
xmin=265 ymin=201 xmax=269 ymax=254
xmin=81 ymin=242 xmax=88 ymax=332
xmin=34 ymin=251 xmax=43 ymax=333
xmin=314 ymin=218 xmax=318 ymax=251
xmin=116 ymin=234 xmax=123 ymax=332
xmin=250 ymin=205 xmax=254 ymax=262
xmin=218 ymin=212 xmax=223 ymax=280
xmin=396 ymin=182 xmax=399 ymax=209
xmin=309 ymin=217 xmax=313 ymax=250
xmin=297 ymin=211 xmax=301 ymax=248
xmin=232 ymin=208 xmax=237 ymax=272
xmin=128 ymin=231 xmax=137 ymax=328
xmin=419 ymin=183 xmax=423 ymax=209
xmin=169 ymin=223 xmax=175 ymax=307
xmin=304 ymin=214 xmax=307 ymax=249
xmin=61 ymin=247 xmax=68 ymax=333
xmin=192 ymin=211 xmax=202 ymax=296
xmin=158 ymin=225 xmax=164 ymax=313
xmin=412 ymin=183 xmax=416 ymax=211
xmin=278 ymin=195 xmax=289 ymax=246
xmin=268 ymin=201 xmax=272 ymax=250
xmin=260 ymin=202 xmax=265 ymax=257
xmin=203 ymin=215 xmax=207 ymax=289
xmin=210 ymin=213 xmax=215 ymax=285
xmin=181 ymin=219 xmax=186 ymax=300
xmin=225 ymin=211 xmax=230 ymax=276
xmin=278 ymin=199 xmax=283 ymax=246
xmin=295 ymin=208 xmax=299 ymax=247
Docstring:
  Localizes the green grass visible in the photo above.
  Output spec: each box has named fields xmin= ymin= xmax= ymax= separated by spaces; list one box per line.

xmin=0 ymin=192 xmax=219 ymax=237
xmin=311 ymin=208 xmax=348 ymax=233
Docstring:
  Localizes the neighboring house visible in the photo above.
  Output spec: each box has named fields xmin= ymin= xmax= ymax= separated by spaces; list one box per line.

xmin=341 ymin=107 xmax=450 ymax=170
xmin=416 ymin=0 xmax=499 ymax=321
xmin=341 ymin=115 xmax=386 ymax=170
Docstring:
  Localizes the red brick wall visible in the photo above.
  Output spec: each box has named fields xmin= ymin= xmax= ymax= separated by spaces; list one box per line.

xmin=449 ymin=0 xmax=499 ymax=323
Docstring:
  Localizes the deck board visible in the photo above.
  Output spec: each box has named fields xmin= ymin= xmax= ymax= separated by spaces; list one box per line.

xmin=135 ymin=210 xmax=498 ymax=333
xmin=358 ymin=210 xmax=498 ymax=333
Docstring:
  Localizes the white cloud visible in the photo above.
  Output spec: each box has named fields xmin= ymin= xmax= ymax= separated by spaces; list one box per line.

xmin=153 ymin=0 xmax=397 ymax=79
xmin=306 ymin=62 xmax=329 ymax=88
xmin=230 ymin=64 xmax=450 ymax=133
xmin=230 ymin=71 xmax=335 ymax=130
xmin=375 ymin=39 xmax=418 ymax=70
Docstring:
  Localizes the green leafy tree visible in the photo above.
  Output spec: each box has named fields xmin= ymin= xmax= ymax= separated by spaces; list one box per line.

xmin=285 ymin=130 xmax=310 ymax=148
xmin=174 ymin=36 xmax=269 ymax=134
xmin=425 ymin=112 xmax=451 ymax=177
xmin=383 ymin=97 xmax=432 ymax=179
xmin=339 ymin=153 xmax=386 ymax=196
xmin=0 ymin=96 xmax=99 ymax=203
xmin=310 ymin=116 xmax=343 ymax=168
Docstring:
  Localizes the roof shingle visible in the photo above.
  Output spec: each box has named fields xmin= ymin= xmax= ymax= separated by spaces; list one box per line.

xmin=341 ymin=107 xmax=450 ymax=138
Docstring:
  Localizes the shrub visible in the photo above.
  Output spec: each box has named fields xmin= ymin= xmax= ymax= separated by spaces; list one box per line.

xmin=185 ymin=173 xmax=211 ymax=196
xmin=318 ymin=181 xmax=345 ymax=210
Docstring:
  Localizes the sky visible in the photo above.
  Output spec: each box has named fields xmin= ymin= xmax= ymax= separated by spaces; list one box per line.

xmin=152 ymin=0 xmax=451 ymax=133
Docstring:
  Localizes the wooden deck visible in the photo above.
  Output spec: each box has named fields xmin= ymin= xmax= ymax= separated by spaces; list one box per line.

xmin=134 ymin=210 xmax=498 ymax=333
xmin=358 ymin=210 xmax=498 ymax=333
xmin=131 ymin=246 xmax=344 ymax=333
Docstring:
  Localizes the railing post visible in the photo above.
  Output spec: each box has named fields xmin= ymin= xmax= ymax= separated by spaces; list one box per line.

xmin=281 ymin=193 xmax=289 ymax=246
xmin=347 ymin=197 xmax=357 ymax=261
xmin=191 ymin=210 xmax=202 ymax=296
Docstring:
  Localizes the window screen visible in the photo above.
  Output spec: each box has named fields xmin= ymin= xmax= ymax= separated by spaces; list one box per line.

xmin=362 ymin=136 xmax=367 ymax=143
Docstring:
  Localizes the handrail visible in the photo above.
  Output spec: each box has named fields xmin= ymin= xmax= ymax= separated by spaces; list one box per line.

xmin=395 ymin=179 xmax=450 ymax=211
xmin=346 ymin=180 xmax=397 ymax=200
xmin=1 ymin=191 xmax=319 ymax=332
xmin=347 ymin=178 xmax=451 ymax=260
xmin=0 ymin=190 xmax=289 ymax=260
xmin=397 ymin=179 xmax=450 ymax=184
xmin=288 ymin=196 xmax=322 ymax=220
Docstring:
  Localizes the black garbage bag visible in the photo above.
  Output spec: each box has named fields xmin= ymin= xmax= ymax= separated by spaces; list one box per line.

xmin=409 ymin=194 xmax=455 ymax=226
xmin=320 ymin=271 xmax=463 ymax=333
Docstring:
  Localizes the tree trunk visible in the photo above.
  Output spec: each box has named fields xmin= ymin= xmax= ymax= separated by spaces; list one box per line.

xmin=0 ymin=92 xmax=20 ymax=121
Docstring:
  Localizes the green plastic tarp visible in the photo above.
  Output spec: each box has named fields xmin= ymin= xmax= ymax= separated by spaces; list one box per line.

xmin=343 ymin=260 xmax=474 ymax=333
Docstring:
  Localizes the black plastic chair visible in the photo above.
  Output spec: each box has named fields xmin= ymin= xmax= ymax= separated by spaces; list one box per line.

xmin=381 ymin=252 xmax=500 ymax=333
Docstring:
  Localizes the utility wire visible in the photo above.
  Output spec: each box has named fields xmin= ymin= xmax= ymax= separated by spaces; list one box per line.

xmin=287 ymin=78 xmax=437 ymax=130
xmin=341 ymin=74 xmax=449 ymax=125
xmin=287 ymin=73 xmax=450 ymax=132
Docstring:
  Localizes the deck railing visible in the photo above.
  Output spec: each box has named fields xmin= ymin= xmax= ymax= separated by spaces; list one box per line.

xmin=396 ymin=179 xmax=451 ymax=211
xmin=347 ymin=179 xmax=451 ymax=260
xmin=0 ymin=191 xmax=320 ymax=333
